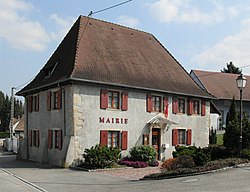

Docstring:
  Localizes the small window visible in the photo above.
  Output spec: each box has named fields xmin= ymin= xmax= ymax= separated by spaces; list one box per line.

xmin=53 ymin=91 xmax=58 ymax=109
xmin=32 ymin=130 xmax=39 ymax=147
xmin=108 ymin=131 xmax=120 ymax=148
xmin=108 ymin=91 xmax=120 ymax=109
xmin=178 ymin=129 xmax=186 ymax=144
xmin=152 ymin=96 xmax=162 ymax=112
xmin=178 ymin=98 xmax=185 ymax=113
xmin=48 ymin=129 xmax=62 ymax=150
xmin=193 ymin=100 xmax=200 ymax=114
xmin=33 ymin=95 xmax=39 ymax=112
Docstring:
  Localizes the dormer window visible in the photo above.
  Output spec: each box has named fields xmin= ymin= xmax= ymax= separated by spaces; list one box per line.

xmin=44 ymin=60 xmax=59 ymax=78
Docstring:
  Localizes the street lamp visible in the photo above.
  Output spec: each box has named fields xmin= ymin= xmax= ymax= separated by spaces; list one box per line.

xmin=236 ymin=74 xmax=247 ymax=156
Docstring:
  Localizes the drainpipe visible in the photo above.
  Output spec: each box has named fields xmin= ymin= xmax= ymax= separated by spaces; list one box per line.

xmin=25 ymin=96 xmax=29 ymax=159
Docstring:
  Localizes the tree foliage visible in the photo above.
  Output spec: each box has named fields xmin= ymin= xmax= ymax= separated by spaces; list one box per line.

xmin=223 ymin=97 xmax=240 ymax=148
xmin=221 ymin=61 xmax=242 ymax=74
xmin=0 ymin=91 xmax=24 ymax=131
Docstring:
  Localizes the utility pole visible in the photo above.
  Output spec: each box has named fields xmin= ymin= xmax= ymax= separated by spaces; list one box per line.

xmin=9 ymin=87 xmax=15 ymax=146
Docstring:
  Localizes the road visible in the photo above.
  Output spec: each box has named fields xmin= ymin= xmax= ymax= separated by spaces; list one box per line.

xmin=1 ymin=148 xmax=250 ymax=192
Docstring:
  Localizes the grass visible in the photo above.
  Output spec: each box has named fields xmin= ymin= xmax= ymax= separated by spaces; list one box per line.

xmin=0 ymin=132 xmax=9 ymax=138
xmin=217 ymin=133 xmax=224 ymax=145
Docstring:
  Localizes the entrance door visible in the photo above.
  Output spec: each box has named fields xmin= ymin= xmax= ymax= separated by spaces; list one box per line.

xmin=152 ymin=128 xmax=161 ymax=160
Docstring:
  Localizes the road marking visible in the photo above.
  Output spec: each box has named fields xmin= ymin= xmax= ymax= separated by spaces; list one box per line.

xmin=182 ymin=178 xmax=199 ymax=183
xmin=0 ymin=168 xmax=49 ymax=192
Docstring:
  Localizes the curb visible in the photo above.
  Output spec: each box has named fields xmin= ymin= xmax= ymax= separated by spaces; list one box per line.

xmin=70 ymin=166 xmax=133 ymax=172
xmin=141 ymin=163 xmax=250 ymax=180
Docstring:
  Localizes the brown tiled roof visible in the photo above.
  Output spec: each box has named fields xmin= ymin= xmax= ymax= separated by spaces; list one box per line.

xmin=191 ymin=70 xmax=250 ymax=100
xmin=14 ymin=117 xmax=24 ymax=132
xmin=18 ymin=16 xmax=213 ymax=99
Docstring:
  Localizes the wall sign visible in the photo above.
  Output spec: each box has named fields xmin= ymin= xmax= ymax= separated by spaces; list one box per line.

xmin=99 ymin=117 xmax=128 ymax=124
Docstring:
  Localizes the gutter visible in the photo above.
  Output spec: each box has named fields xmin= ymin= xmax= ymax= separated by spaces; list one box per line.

xmin=17 ymin=77 xmax=216 ymax=100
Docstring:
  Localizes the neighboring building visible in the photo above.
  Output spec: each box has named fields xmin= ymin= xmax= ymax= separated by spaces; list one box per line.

xmin=13 ymin=117 xmax=25 ymax=139
xmin=191 ymin=70 xmax=250 ymax=130
xmin=17 ymin=16 xmax=214 ymax=167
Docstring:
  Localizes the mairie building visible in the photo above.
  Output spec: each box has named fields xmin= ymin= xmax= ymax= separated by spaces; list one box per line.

xmin=17 ymin=16 xmax=214 ymax=167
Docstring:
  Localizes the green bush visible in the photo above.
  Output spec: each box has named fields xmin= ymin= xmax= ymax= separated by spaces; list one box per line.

xmin=206 ymin=145 xmax=237 ymax=160
xmin=172 ymin=155 xmax=195 ymax=170
xmin=172 ymin=146 xmax=197 ymax=158
xmin=130 ymin=145 xmax=157 ymax=162
xmin=241 ymin=149 xmax=250 ymax=160
xmin=173 ymin=146 xmax=210 ymax=166
xmin=83 ymin=145 xmax=121 ymax=169
xmin=0 ymin=132 xmax=9 ymax=138
xmin=193 ymin=147 xmax=210 ymax=166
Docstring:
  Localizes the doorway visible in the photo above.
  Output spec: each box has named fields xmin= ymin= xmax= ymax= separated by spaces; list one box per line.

xmin=152 ymin=128 xmax=161 ymax=160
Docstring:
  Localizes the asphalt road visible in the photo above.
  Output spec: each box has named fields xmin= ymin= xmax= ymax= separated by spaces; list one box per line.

xmin=1 ymin=148 xmax=250 ymax=192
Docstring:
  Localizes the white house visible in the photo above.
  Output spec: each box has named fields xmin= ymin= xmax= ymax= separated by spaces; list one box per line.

xmin=191 ymin=70 xmax=250 ymax=130
xmin=17 ymin=16 xmax=214 ymax=167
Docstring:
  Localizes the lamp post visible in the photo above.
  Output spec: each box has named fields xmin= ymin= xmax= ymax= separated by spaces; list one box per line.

xmin=236 ymin=74 xmax=247 ymax=156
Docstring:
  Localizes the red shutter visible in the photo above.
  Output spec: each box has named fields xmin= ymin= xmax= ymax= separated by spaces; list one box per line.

xmin=36 ymin=95 xmax=39 ymax=111
xmin=28 ymin=130 xmax=32 ymax=146
xmin=100 ymin=89 xmax=108 ymax=109
xmin=48 ymin=130 xmax=53 ymax=149
xmin=186 ymin=129 xmax=192 ymax=145
xmin=47 ymin=92 xmax=51 ymax=111
xmin=121 ymin=131 xmax=128 ymax=150
xmin=58 ymin=130 xmax=62 ymax=150
xmin=147 ymin=94 xmax=153 ymax=112
xmin=172 ymin=129 xmax=178 ymax=146
xmin=164 ymin=97 xmax=169 ymax=118
xmin=172 ymin=97 xmax=178 ymax=114
xmin=57 ymin=89 xmax=62 ymax=109
xmin=201 ymin=101 xmax=206 ymax=116
xmin=100 ymin=130 xmax=108 ymax=146
xmin=121 ymin=92 xmax=128 ymax=111
xmin=187 ymin=99 xmax=193 ymax=115
xmin=36 ymin=131 xmax=39 ymax=147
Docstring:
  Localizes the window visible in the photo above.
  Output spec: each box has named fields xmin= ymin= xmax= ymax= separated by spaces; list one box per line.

xmin=178 ymin=98 xmax=185 ymax=113
xmin=108 ymin=131 xmax=119 ymax=148
xmin=172 ymin=129 xmax=192 ymax=146
xmin=47 ymin=89 xmax=62 ymax=111
xmin=108 ymin=91 xmax=120 ymax=109
xmin=100 ymin=89 xmax=128 ymax=111
xmin=27 ymin=94 xmax=39 ymax=112
xmin=33 ymin=95 xmax=39 ymax=111
xmin=152 ymin=96 xmax=161 ymax=112
xmin=48 ymin=129 xmax=62 ymax=150
xmin=28 ymin=130 xmax=39 ymax=147
xmin=178 ymin=129 xmax=186 ymax=144
xmin=193 ymin=100 xmax=200 ymax=114
xmin=100 ymin=130 xmax=128 ymax=150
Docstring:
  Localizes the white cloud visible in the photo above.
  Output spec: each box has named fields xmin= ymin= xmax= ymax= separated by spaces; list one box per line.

xmin=0 ymin=0 xmax=50 ymax=51
xmin=49 ymin=14 xmax=76 ymax=41
xmin=147 ymin=0 xmax=239 ymax=24
xmin=117 ymin=15 xmax=139 ymax=28
xmin=191 ymin=18 xmax=250 ymax=74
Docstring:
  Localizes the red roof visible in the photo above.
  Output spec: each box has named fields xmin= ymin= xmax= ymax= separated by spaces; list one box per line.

xmin=18 ymin=16 xmax=212 ymax=99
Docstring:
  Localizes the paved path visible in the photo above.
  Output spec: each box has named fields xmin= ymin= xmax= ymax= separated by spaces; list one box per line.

xmin=97 ymin=166 xmax=161 ymax=180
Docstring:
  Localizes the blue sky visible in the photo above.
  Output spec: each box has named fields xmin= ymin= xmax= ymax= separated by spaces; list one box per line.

xmin=1 ymin=0 xmax=250 ymax=96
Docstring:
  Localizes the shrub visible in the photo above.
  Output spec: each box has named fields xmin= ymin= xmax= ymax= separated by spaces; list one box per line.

xmin=148 ymin=159 xmax=159 ymax=167
xmin=193 ymin=147 xmax=210 ymax=166
xmin=118 ymin=159 xmax=148 ymax=168
xmin=241 ymin=149 xmax=250 ymax=160
xmin=207 ymin=145 xmax=237 ymax=160
xmin=130 ymin=145 xmax=157 ymax=162
xmin=172 ymin=146 xmax=197 ymax=158
xmin=161 ymin=158 xmax=176 ymax=171
xmin=172 ymin=155 xmax=195 ymax=169
xmin=83 ymin=145 xmax=121 ymax=169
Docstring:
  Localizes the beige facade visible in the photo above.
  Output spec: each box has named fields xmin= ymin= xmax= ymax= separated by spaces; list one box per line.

xmin=22 ymin=83 xmax=210 ymax=167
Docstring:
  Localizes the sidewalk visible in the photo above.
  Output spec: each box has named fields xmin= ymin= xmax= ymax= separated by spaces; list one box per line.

xmin=97 ymin=166 xmax=161 ymax=180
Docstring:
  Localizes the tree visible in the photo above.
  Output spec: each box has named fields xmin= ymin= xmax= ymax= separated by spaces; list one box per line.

xmin=223 ymin=97 xmax=240 ymax=148
xmin=221 ymin=61 xmax=242 ymax=74
xmin=0 ymin=91 xmax=24 ymax=131
xmin=242 ymin=112 xmax=250 ymax=149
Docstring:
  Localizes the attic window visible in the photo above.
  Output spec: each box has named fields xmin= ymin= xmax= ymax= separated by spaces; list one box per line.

xmin=44 ymin=61 xmax=59 ymax=78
